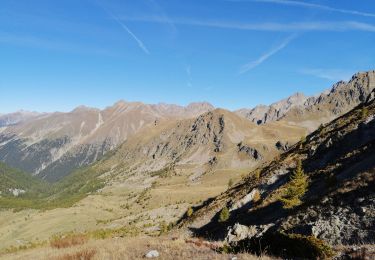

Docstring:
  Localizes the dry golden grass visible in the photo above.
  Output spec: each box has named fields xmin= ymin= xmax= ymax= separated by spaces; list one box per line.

xmin=54 ymin=248 xmax=96 ymax=260
xmin=3 ymin=236 xmax=272 ymax=260
xmin=50 ymin=234 xmax=88 ymax=249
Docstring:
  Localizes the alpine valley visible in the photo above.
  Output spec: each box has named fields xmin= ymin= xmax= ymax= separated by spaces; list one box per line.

xmin=0 ymin=71 xmax=374 ymax=259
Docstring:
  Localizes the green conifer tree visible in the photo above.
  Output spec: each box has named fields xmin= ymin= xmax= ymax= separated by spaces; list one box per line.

xmin=280 ymin=159 xmax=308 ymax=209
xmin=218 ymin=206 xmax=230 ymax=222
xmin=187 ymin=206 xmax=193 ymax=217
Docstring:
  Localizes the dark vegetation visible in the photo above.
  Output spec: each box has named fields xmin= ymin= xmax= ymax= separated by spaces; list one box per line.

xmin=223 ymin=231 xmax=334 ymax=259
xmin=218 ymin=206 xmax=230 ymax=222
xmin=0 ymin=162 xmax=47 ymax=195
xmin=0 ymin=162 xmax=105 ymax=210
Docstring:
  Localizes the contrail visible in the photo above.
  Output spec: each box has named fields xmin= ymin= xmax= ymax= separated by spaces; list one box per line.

xmin=100 ymin=5 xmax=150 ymax=55
xmin=239 ymin=34 xmax=296 ymax=74
xmin=230 ymin=0 xmax=375 ymax=18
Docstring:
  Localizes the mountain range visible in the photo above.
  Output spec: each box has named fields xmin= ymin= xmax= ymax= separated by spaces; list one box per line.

xmin=0 ymin=70 xmax=374 ymax=259
xmin=0 ymin=71 xmax=374 ymax=182
xmin=0 ymin=101 xmax=214 ymax=181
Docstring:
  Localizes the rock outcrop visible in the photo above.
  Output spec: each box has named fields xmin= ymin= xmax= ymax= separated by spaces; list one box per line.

xmin=180 ymin=91 xmax=375 ymax=258
xmin=236 ymin=71 xmax=375 ymax=129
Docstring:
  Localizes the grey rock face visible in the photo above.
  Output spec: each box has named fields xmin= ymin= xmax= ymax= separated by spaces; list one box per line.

xmin=226 ymin=223 xmax=274 ymax=245
xmin=237 ymin=142 xmax=262 ymax=160
xmin=236 ymin=71 xmax=375 ymax=125
xmin=236 ymin=92 xmax=307 ymax=124
xmin=230 ymin=189 xmax=260 ymax=211
xmin=275 ymin=141 xmax=289 ymax=151
xmin=283 ymin=194 xmax=375 ymax=246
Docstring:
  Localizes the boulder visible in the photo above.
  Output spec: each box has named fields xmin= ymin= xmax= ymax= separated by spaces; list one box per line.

xmin=145 ymin=250 xmax=159 ymax=258
xmin=225 ymin=223 xmax=274 ymax=245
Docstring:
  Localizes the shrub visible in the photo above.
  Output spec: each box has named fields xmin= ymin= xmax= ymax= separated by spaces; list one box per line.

xmin=254 ymin=170 xmax=261 ymax=180
xmin=252 ymin=189 xmax=261 ymax=203
xmin=218 ymin=206 xmax=230 ymax=222
xmin=228 ymin=178 xmax=234 ymax=188
xmin=280 ymin=159 xmax=308 ymax=209
xmin=361 ymin=107 xmax=369 ymax=119
xmin=159 ymin=221 xmax=168 ymax=235
xmin=230 ymin=231 xmax=334 ymax=258
xmin=187 ymin=207 xmax=193 ymax=217
xmin=167 ymin=222 xmax=174 ymax=231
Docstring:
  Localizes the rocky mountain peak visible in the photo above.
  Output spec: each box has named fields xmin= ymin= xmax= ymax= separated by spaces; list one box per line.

xmin=71 ymin=105 xmax=99 ymax=113
xmin=236 ymin=70 xmax=375 ymax=126
xmin=235 ymin=92 xmax=308 ymax=125
xmin=270 ymin=92 xmax=308 ymax=110
xmin=186 ymin=102 xmax=214 ymax=110
xmin=0 ymin=110 xmax=43 ymax=127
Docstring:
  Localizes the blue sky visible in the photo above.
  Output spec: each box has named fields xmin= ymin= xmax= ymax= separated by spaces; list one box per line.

xmin=1 ymin=0 xmax=375 ymax=113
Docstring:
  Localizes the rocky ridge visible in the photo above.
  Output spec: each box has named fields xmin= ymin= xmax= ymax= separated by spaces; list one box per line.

xmin=236 ymin=71 xmax=375 ymax=130
xmin=0 ymin=101 xmax=213 ymax=181
xmin=180 ymin=90 xmax=375 ymax=259
xmin=95 ymin=108 xmax=305 ymax=186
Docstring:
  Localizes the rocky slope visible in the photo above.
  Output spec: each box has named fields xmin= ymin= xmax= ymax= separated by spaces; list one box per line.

xmin=180 ymin=90 xmax=375 ymax=259
xmin=236 ymin=71 xmax=375 ymax=130
xmin=236 ymin=92 xmax=308 ymax=124
xmin=94 ymin=109 xmax=306 ymax=187
xmin=0 ymin=101 xmax=213 ymax=181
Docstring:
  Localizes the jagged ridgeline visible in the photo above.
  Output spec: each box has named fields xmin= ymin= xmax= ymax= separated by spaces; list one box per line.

xmin=0 ymin=102 xmax=215 ymax=182
xmin=0 ymin=161 xmax=106 ymax=210
xmin=0 ymin=71 xmax=374 ymax=184
xmin=179 ymin=91 xmax=375 ymax=259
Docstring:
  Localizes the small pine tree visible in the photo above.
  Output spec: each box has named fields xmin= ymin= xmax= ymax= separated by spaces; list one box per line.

xmin=254 ymin=169 xmax=261 ymax=180
xmin=218 ymin=206 xmax=230 ymax=222
xmin=167 ymin=222 xmax=174 ymax=231
xmin=228 ymin=178 xmax=234 ymax=188
xmin=361 ymin=107 xmax=369 ymax=120
xmin=159 ymin=221 xmax=168 ymax=235
xmin=280 ymin=159 xmax=308 ymax=209
xmin=187 ymin=207 xmax=193 ymax=217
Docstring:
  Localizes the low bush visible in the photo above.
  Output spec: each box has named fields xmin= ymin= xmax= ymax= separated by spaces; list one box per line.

xmin=228 ymin=178 xmax=234 ymax=188
xmin=361 ymin=107 xmax=369 ymax=119
xmin=254 ymin=170 xmax=261 ymax=181
xmin=225 ymin=231 xmax=335 ymax=259
xmin=218 ymin=206 xmax=230 ymax=222
xmin=186 ymin=206 xmax=193 ymax=217
xmin=252 ymin=189 xmax=261 ymax=203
